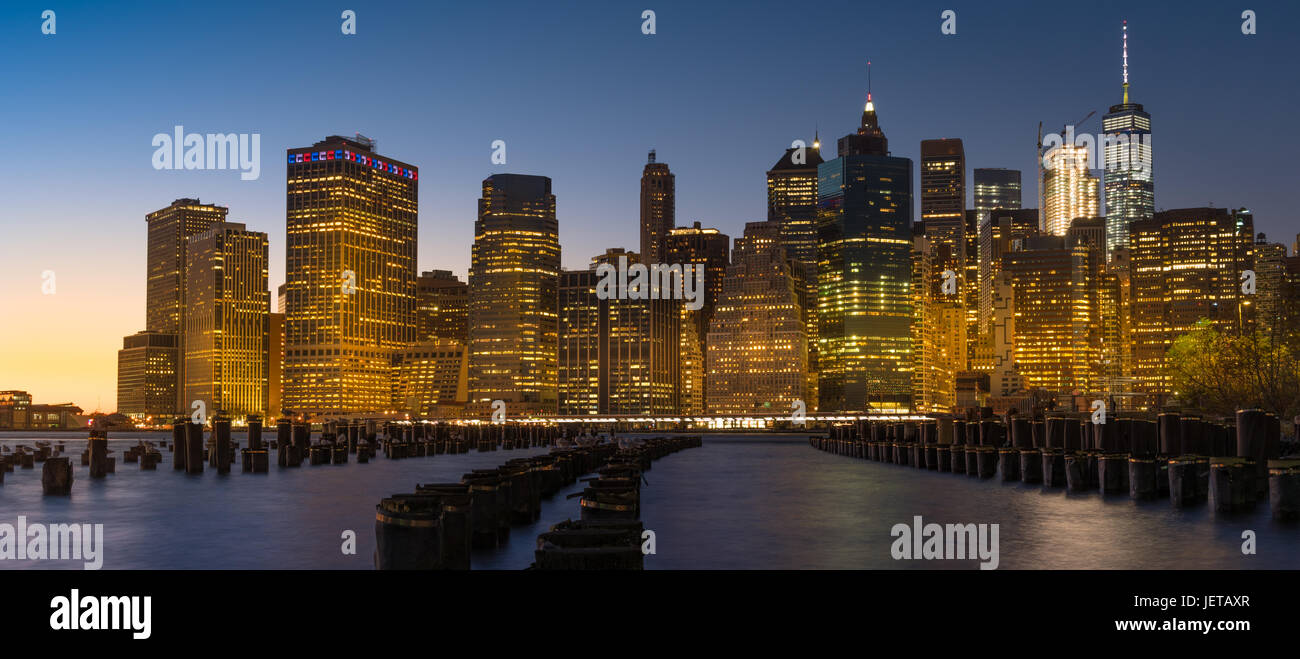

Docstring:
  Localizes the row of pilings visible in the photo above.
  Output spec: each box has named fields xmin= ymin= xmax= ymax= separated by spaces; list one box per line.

xmin=13 ymin=416 xmax=581 ymax=495
xmin=530 ymin=436 xmax=701 ymax=570
xmin=374 ymin=435 xmax=702 ymax=570
xmin=811 ymin=409 xmax=1300 ymax=520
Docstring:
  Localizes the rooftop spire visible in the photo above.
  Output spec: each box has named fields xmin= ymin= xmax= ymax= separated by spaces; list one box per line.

xmin=1121 ymin=20 xmax=1129 ymax=104
xmin=866 ymin=59 xmax=874 ymax=108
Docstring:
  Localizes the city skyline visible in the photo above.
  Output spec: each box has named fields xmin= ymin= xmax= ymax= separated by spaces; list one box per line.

xmin=3 ymin=1 xmax=1298 ymax=411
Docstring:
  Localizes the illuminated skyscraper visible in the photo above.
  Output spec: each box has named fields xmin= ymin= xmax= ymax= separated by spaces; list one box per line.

xmin=392 ymin=340 xmax=469 ymax=418
xmin=183 ymin=222 xmax=270 ymax=419
xmin=467 ymin=174 xmax=560 ymax=417
xmin=116 ymin=331 xmax=178 ymax=421
xmin=1129 ymin=208 xmax=1254 ymax=401
xmin=557 ymin=250 xmax=680 ymax=415
xmin=639 ymin=151 xmax=675 ymax=264
xmin=144 ymin=198 xmax=228 ymax=411
xmin=818 ymin=84 xmax=914 ymax=412
xmin=283 ymin=135 xmax=418 ymax=416
xmin=1042 ymin=141 xmax=1100 ymax=237
xmin=1102 ymin=21 xmax=1154 ymax=257
xmin=768 ymin=136 xmax=825 ymax=265
xmin=973 ymin=168 xmax=1022 ymax=212
xmin=977 ymin=209 xmax=1039 ymax=336
xmin=911 ymin=227 xmax=966 ymax=413
xmin=1002 ymin=235 xmax=1099 ymax=396
xmin=417 ymin=270 xmax=469 ymax=343
xmin=706 ymin=221 xmax=806 ymax=414
xmin=664 ymin=223 xmax=729 ymax=413
xmin=920 ymin=139 xmax=966 ymax=222
xmin=558 ymin=268 xmax=600 ymax=416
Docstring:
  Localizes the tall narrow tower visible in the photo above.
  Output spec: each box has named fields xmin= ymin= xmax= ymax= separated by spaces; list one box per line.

xmin=1102 ymin=20 xmax=1154 ymax=258
xmin=639 ymin=151 xmax=675 ymax=264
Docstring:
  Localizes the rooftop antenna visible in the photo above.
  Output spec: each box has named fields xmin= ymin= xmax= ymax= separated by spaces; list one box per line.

xmin=1121 ymin=20 xmax=1130 ymax=104
xmin=648 ymin=149 xmax=656 ymax=164
xmin=867 ymin=59 xmax=873 ymax=104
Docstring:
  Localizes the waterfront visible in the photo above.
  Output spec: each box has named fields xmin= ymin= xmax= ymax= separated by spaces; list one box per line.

xmin=1 ymin=433 xmax=1297 ymax=569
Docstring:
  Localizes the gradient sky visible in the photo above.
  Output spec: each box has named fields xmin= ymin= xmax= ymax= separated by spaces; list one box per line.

xmin=1 ymin=0 xmax=1297 ymax=412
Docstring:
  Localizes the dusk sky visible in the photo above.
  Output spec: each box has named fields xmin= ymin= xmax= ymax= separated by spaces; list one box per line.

xmin=1 ymin=0 xmax=1296 ymax=412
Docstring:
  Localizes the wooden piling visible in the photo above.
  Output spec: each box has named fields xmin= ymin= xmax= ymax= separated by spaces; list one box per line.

xmin=41 ymin=457 xmax=74 ymax=495
xmin=1020 ymin=449 xmax=1042 ymax=484
xmin=1268 ymin=459 xmax=1300 ymax=521
xmin=184 ymin=422 xmax=204 ymax=474
xmin=1128 ymin=458 xmax=1157 ymax=499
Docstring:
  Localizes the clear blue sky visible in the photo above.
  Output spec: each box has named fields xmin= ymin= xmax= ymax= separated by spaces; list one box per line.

xmin=1 ymin=0 xmax=1297 ymax=410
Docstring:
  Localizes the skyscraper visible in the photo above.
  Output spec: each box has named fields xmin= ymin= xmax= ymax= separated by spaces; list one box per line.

xmin=558 ymin=268 xmax=600 ymax=416
xmin=1042 ymin=141 xmax=1100 ymax=237
xmin=639 ymin=150 xmax=675 ymax=264
xmin=911 ymin=227 xmax=966 ymax=413
xmin=664 ymin=222 xmax=730 ymax=413
xmin=283 ymin=135 xmax=418 ymax=416
xmin=183 ymin=222 xmax=270 ymax=419
xmin=416 ymin=270 xmax=469 ymax=343
xmin=1102 ymin=21 xmax=1154 ymax=257
xmin=973 ymin=168 xmax=1022 ymax=212
xmin=392 ymin=340 xmax=469 ymax=418
xmin=467 ymin=174 xmax=560 ymax=417
xmin=768 ymin=137 xmax=825 ymax=266
xmin=116 ymin=331 xmax=178 ymax=421
xmin=818 ymin=86 xmax=914 ymax=413
xmin=706 ymin=221 xmax=807 ymax=414
xmin=1001 ymin=234 xmax=1099 ymax=397
xmin=556 ymin=250 xmax=680 ymax=415
xmin=1129 ymin=208 xmax=1254 ymax=401
xmin=920 ymin=139 xmax=966 ymax=223
xmin=143 ymin=198 xmax=228 ymax=411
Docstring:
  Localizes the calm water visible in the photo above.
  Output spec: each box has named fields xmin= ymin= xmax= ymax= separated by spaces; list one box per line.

xmin=1 ymin=432 xmax=1296 ymax=569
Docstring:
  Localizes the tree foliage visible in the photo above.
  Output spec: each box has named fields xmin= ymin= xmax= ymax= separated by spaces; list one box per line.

xmin=1166 ymin=319 xmax=1300 ymax=427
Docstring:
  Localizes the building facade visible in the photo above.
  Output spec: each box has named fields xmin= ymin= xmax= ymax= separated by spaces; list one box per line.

xmin=817 ymin=91 xmax=914 ymax=412
xmin=706 ymin=221 xmax=807 ymax=414
xmin=183 ymin=222 xmax=270 ymax=419
xmin=467 ymin=174 xmax=560 ymax=417
xmin=283 ymin=135 xmax=418 ymax=416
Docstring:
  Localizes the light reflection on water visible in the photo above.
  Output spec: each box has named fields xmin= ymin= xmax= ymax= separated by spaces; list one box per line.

xmin=1 ymin=432 xmax=1295 ymax=570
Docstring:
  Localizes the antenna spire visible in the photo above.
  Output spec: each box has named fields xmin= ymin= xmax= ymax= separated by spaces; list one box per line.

xmin=867 ymin=59 xmax=873 ymax=103
xmin=1122 ymin=20 xmax=1130 ymax=104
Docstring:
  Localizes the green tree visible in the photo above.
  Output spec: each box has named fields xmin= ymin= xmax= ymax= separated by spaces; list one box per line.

xmin=1166 ymin=319 xmax=1300 ymax=429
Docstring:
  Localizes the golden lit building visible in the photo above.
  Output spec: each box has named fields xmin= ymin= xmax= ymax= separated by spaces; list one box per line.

xmin=640 ymin=150 xmax=675 ymax=264
xmin=558 ymin=268 xmax=600 ymax=416
xmin=392 ymin=340 xmax=468 ymax=418
xmin=1041 ymin=141 xmax=1099 ymax=237
xmin=183 ymin=223 xmax=270 ymax=418
xmin=557 ymin=250 xmax=680 ymax=416
xmin=817 ymin=92 xmax=914 ymax=412
xmin=116 ymin=330 xmax=178 ymax=421
xmin=283 ymin=135 xmax=418 ymax=416
xmin=706 ymin=221 xmax=807 ymax=414
xmin=664 ymin=222 xmax=729 ymax=413
xmin=767 ymin=141 xmax=823 ymax=409
xmin=1002 ymin=235 xmax=1098 ymax=397
xmin=911 ymin=229 xmax=966 ymax=413
xmin=268 ymin=312 xmax=283 ymax=418
xmin=417 ymin=270 xmax=468 ymax=343
xmin=467 ymin=174 xmax=560 ymax=417
xmin=1129 ymin=208 xmax=1254 ymax=401
xmin=143 ymin=198 xmax=228 ymax=411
